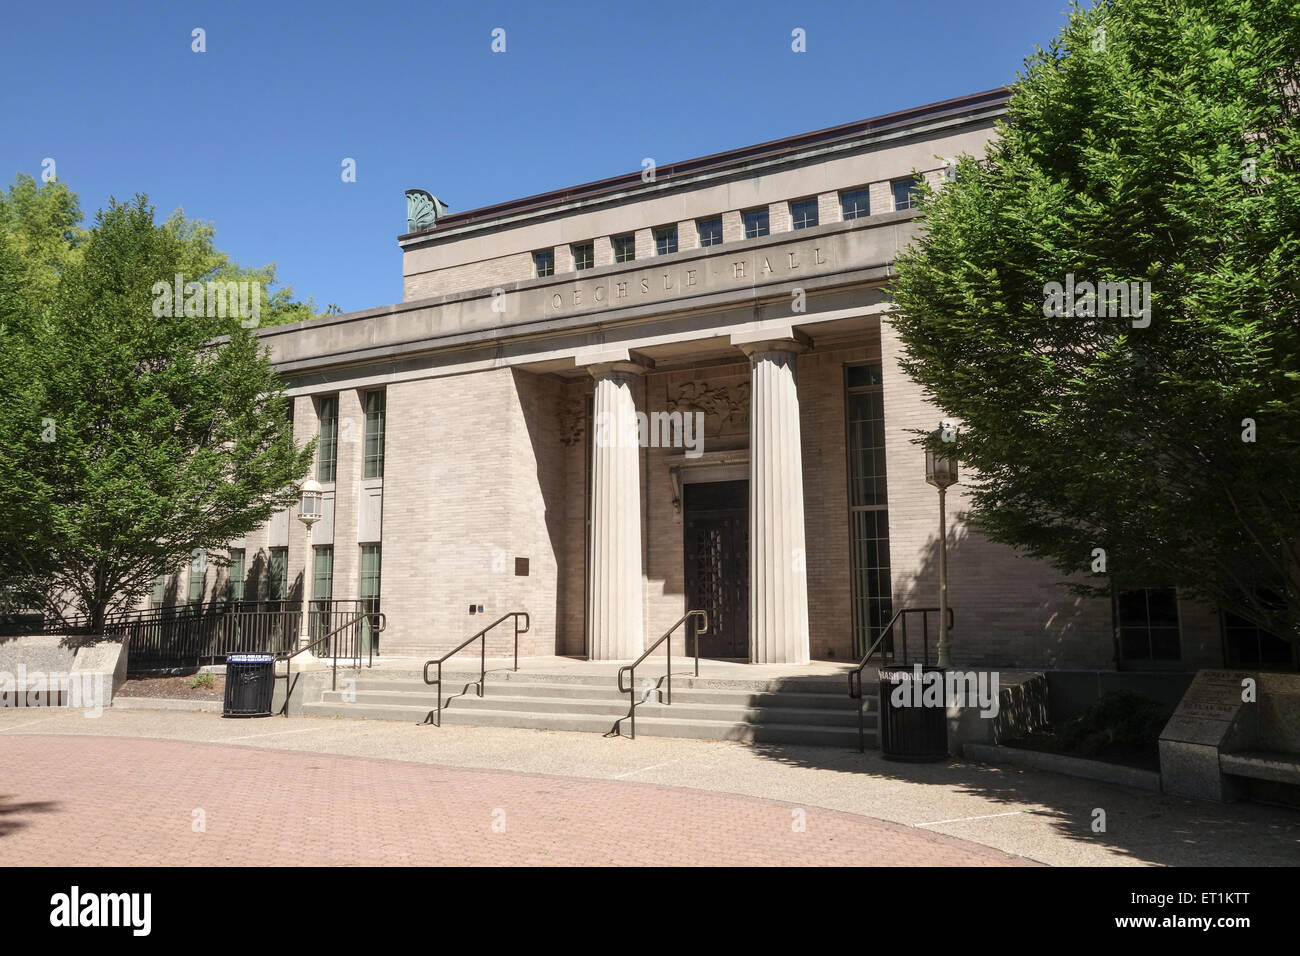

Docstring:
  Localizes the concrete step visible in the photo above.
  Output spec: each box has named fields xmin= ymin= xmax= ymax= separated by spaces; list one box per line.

xmin=298 ymin=699 xmax=872 ymax=746
xmin=316 ymin=688 xmax=868 ymax=727
xmin=327 ymin=680 xmax=874 ymax=713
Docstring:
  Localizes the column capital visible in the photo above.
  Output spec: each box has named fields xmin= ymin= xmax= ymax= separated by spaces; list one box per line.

xmin=576 ymin=349 xmax=655 ymax=379
xmin=730 ymin=327 xmax=811 ymax=360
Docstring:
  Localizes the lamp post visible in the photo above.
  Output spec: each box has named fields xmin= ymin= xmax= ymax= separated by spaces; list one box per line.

xmin=925 ymin=430 xmax=958 ymax=668
xmin=296 ymin=478 xmax=323 ymax=654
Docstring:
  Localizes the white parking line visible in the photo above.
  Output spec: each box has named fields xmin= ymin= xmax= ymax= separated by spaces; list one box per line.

xmin=914 ymin=810 xmax=1026 ymax=827
xmin=0 ymin=715 xmax=63 ymax=733
xmin=614 ymin=759 xmax=680 ymax=779
xmin=216 ymin=726 xmax=329 ymax=743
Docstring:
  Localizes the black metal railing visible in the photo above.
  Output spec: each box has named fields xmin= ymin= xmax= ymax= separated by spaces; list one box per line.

xmin=615 ymin=609 xmax=708 ymax=740
xmin=421 ymin=612 xmax=529 ymax=727
xmin=277 ymin=610 xmax=386 ymax=706
xmin=43 ymin=599 xmax=366 ymax=671
xmin=847 ymin=606 xmax=953 ymax=752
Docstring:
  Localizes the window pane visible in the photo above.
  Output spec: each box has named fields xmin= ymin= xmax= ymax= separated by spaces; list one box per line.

xmin=317 ymin=396 xmax=338 ymax=482
xmin=697 ymin=217 xmax=722 ymax=247
xmin=654 ymin=226 xmax=677 ymax=256
xmin=841 ymin=187 xmax=871 ymax=220
xmin=364 ymin=390 xmax=385 ymax=479
xmin=613 ymin=234 xmax=635 ymax=263
xmin=572 ymin=242 xmax=594 ymax=271
xmin=791 ymin=198 xmax=819 ymax=230
xmin=269 ymin=548 xmax=289 ymax=602
xmin=534 ymin=250 xmax=554 ymax=277
xmin=227 ymin=549 xmax=245 ymax=602
xmin=892 ymin=178 xmax=919 ymax=211
xmin=743 ymin=208 xmax=769 ymax=238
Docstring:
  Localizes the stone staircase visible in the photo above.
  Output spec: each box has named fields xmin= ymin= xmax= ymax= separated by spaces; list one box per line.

xmin=300 ymin=667 xmax=875 ymax=748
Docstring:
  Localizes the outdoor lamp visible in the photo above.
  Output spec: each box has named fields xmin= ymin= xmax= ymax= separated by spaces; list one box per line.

xmin=925 ymin=427 xmax=958 ymax=667
xmin=296 ymin=478 xmax=324 ymax=651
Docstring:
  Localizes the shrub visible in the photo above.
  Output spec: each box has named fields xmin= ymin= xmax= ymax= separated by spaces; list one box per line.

xmin=1056 ymin=691 xmax=1170 ymax=756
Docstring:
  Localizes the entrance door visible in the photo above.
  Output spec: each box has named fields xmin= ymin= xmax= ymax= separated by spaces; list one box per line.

xmin=683 ymin=480 xmax=749 ymax=658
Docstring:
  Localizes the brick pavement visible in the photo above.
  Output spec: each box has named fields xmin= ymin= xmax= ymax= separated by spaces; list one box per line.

xmin=0 ymin=734 xmax=1027 ymax=866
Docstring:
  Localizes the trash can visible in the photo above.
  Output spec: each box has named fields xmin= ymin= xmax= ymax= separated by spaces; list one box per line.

xmin=878 ymin=664 xmax=948 ymax=762
xmin=223 ymin=654 xmax=276 ymax=717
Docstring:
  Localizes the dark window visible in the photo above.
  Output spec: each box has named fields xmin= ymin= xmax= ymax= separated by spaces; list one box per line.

xmin=189 ymin=551 xmax=205 ymax=605
xmin=316 ymin=395 xmax=338 ymax=482
xmin=151 ymin=574 xmax=166 ymax=607
xmin=1223 ymin=606 xmax=1295 ymax=668
xmin=360 ymin=545 xmax=382 ymax=654
xmin=742 ymin=208 xmax=769 ymax=238
xmin=892 ymin=178 xmax=920 ymax=211
xmin=364 ymin=390 xmax=385 ymax=479
xmin=534 ymin=250 xmax=554 ymax=277
xmin=791 ymin=198 xmax=819 ymax=230
xmin=572 ymin=241 xmax=594 ymax=271
xmin=268 ymin=547 xmax=289 ymax=603
xmin=841 ymin=187 xmax=871 ymax=220
xmin=227 ymin=549 xmax=245 ymax=602
xmin=1118 ymin=588 xmax=1182 ymax=663
xmin=846 ymin=364 xmax=891 ymax=656
xmin=654 ymin=225 xmax=677 ymax=256
xmin=612 ymin=234 xmax=636 ymax=263
xmin=697 ymin=217 xmax=723 ymax=247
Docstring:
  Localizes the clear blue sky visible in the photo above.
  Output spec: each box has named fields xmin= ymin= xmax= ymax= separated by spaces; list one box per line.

xmin=0 ymin=0 xmax=1075 ymax=312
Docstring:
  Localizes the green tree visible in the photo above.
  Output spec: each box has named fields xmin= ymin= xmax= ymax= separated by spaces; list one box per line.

xmin=890 ymin=0 xmax=1300 ymax=640
xmin=0 ymin=196 xmax=315 ymax=629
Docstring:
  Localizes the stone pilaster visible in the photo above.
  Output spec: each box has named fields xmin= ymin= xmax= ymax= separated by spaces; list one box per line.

xmin=585 ymin=360 xmax=648 ymax=660
xmin=740 ymin=338 xmax=811 ymax=664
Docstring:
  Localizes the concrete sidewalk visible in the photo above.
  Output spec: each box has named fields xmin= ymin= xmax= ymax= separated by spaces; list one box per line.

xmin=1 ymin=706 xmax=1297 ymax=866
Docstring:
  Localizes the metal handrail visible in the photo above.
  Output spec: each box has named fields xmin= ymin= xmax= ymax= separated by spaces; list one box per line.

xmin=421 ymin=612 xmax=529 ymax=727
xmin=847 ymin=606 xmax=952 ymax=752
xmin=276 ymin=610 xmax=386 ymax=707
xmin=615 ymin=609 xmax=708 ymax=740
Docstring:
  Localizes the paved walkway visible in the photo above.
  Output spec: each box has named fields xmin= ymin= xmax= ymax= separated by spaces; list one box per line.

xmin=0 ymin=734 xmax=1023 ymax=866
xmin=2 ymin=708 xmax=1297 ymax=866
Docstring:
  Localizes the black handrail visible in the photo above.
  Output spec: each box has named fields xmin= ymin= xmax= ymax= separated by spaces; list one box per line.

xmin=615 ymin=609 xmax=708 ymax=740
xmin=847 ymin=606 xmax=952 ymax=752
xmin=277 ymin=610 xmax=386 ymax=707
xmin=421 ymin=612 xmax=529 ymax=727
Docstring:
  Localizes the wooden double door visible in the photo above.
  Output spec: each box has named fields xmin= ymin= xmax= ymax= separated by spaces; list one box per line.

xmin=683 ymin=480 xmax=749 ymax=659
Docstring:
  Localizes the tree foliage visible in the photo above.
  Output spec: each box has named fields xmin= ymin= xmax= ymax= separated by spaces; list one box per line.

xmin=890 ymin=0 xmax=1300 ymax=640
xmin=0 ymin=195 xmax=315 ymax=628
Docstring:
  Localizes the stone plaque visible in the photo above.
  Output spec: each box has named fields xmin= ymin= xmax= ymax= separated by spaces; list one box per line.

xmin=1159 ymin=669 xmax=1258 ymax=802
xmin=1160 ymin=670 xmax=1253 ymax=746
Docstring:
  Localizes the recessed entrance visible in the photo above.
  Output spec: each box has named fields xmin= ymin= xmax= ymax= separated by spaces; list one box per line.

xmin=683 ymin=480 xmax=749 ymax=659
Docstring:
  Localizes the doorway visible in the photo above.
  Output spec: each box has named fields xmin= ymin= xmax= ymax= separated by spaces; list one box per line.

xmin=683 ymin=480 xmax=749 ymax=659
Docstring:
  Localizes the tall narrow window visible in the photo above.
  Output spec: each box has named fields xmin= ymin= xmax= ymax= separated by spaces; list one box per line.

xmin=743 ymin=208 xmax=769 ymax=238
xmin=316 ymin=395 xmax=338 ymax=482
xmin=152 ymin=574 xmax=166 ymax=608
xmin=846 ymin=364 xmax=892 ymax=657
xmin=364 ymin=390 xmax=386 ymax=479
xmin=188 ymin=550 xmax=205 ymax=605
xmin=227 ymin=548 xmax=246 ymax=602
xmin=360 ymin=545 xmax=382 ymax=655
xmin=534 ymin=249 xmax=554 ymax=277
xmin=697 ymin=217 xmax=723 ymax=247
xmin=1117 ymin=588 xmax=1182 ymax=664
xmin=654 ymin=225 xmax=677 ymax=256
xmin=269 ymin=547 xmax=289 ymax=603
xmin=312 ymin=545 xmax=334 ymax=639
xmin=612 ymin=233 xmax=635 ymax=263
xmin=790 ymin=198 xmax=819 ymax=230
xmin=892 ymin=177 xmax=919 ymax=211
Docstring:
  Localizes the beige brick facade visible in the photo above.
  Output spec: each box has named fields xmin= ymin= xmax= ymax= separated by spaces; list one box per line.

xmin=214 ymin=90 xmax=1236 ymax=673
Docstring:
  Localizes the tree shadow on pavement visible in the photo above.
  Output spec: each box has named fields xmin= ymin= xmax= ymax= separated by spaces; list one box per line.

xmin=0 ymin=794 xmax=60 ymax=836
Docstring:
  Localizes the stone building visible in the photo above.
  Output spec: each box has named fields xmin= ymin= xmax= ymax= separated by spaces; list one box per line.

xmin=167 ymin=87 xmax=1289 ymax=674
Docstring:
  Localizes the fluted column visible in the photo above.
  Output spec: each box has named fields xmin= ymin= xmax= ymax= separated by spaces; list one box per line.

xmin=585 ymin=362 xmax=646 ymax=660
xmin=742 ymin=340 xmax=811 ymax=664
